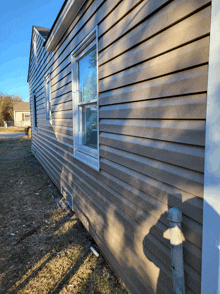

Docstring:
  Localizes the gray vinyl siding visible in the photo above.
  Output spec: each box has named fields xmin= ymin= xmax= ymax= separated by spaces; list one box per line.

xmin=28 ymin=0 xmax=211 ymax=293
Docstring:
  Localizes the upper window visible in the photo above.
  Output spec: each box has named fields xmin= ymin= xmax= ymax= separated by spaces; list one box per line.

xmin=33 ymin=91 xmax=38 ymax=130
xmin=45 ymin=74 xmax=52 ymax=121
xmin=71 ymin=28 xmax=99 ymax=170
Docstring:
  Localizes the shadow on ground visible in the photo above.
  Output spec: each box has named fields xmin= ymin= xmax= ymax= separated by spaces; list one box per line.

xmin=0 ymin=137 xmax=128 ymax=294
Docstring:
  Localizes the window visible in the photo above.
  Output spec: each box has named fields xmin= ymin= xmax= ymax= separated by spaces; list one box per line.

xmin=25 ymin=114 xmax=30 ymax=121
xmin=71 ymin=28 xmax=99 ymax=170
xmin=33 ymin=91 xmax=38 ymax=130
xmin=45 ymin=74 xmax=52 ymax=121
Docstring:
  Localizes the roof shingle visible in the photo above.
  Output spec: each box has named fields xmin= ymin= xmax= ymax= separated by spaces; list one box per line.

xmin=13 ymin=102 xmax=30 ymax=112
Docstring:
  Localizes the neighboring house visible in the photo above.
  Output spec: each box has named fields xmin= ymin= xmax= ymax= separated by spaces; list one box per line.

xmin=13 ymin=102 xmax=31 ymax=127
xmin=27 ymin=1 xmax=220 ymax=293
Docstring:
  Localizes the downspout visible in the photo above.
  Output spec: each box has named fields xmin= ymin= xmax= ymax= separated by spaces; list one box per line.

xmin=167 ymin=207 xmax=185 ymax=294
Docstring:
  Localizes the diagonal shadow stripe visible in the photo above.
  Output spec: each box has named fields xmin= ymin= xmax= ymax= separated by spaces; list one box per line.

xmin=48 ymin=250 xmax=90 ymax=294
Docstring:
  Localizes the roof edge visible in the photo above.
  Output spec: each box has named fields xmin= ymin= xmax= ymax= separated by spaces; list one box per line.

xmin=44 ymin=0 xmax=86 ymax=52
xmin=27 ymin=26 xmax=50 ymax=83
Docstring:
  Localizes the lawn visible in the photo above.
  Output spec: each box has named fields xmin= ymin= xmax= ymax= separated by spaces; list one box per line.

xmin=0 ymin=136 xmax=128 ymax=294
xmin=0 ymin=126 xmax=25 ymax=133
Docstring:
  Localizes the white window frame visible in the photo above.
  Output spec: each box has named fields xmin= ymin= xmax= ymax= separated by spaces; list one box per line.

xmin=71 ymin=27 xmax=99 ymax=171
xmin=33 ymin=90 xmax=38 ymax=132
xmin=45 ymin=73 xmax=52 ymax=122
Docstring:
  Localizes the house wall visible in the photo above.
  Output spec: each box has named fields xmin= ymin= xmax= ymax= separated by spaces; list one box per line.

xmin=28 ymin=0 xmax=211 ymax=293
xmin=14 ymin=111 xmax=30 ymax=121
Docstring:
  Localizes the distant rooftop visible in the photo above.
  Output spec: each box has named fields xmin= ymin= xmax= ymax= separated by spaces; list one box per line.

xmin=34 ymin=26 xmax=50 ymax=40
xmin=13 ymin=102 xmax=30 ymax=112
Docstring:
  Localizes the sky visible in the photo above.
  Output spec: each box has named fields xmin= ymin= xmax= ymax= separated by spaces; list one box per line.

xmin=0 ymin=1 xmax=64 ymax=102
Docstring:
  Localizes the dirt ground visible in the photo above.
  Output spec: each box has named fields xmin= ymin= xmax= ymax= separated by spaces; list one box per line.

xmin=0 ymin=136 xmax=128 ymax=294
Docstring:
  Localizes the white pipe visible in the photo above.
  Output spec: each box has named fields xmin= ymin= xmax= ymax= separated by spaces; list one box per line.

xmin=167 ymin=207 xmax=185 ymax=294
xmin=90 ymin=246 xmax=99 ymax=257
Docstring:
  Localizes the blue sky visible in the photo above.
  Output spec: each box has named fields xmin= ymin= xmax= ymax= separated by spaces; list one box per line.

xmin=0 ymin=1 xmax=63 ymax=102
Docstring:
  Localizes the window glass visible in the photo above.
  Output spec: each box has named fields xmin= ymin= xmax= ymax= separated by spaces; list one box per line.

xmin=25 ymin=114 xmax=30 ymax=121
xmin=81 ymin=104 xmax=97 ymax=149
xmin=79 ymin=48 xmax=97 ymax=102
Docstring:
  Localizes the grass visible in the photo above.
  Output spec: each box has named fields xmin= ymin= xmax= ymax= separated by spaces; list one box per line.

xmin=0 ymin=136 xmax=128 ymax=294
xmin=0 ymin=126 xmax=25 ymax=133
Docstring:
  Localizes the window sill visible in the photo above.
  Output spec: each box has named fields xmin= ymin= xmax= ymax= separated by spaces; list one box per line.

xmin=75 ymin=149 xmax=99 ymax=171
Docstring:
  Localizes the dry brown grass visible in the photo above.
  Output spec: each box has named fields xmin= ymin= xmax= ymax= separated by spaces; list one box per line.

xmin=0 ymin=126 xmax=25 ymax=133
xmin=0 ymin=136 xmax=128 ymax=294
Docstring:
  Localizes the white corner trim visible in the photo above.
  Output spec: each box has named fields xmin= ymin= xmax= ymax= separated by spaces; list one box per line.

xmin=45 ymin=0 xmax=86 ymax=52
xmin=201 ymin=1 xmax=220 ymax=293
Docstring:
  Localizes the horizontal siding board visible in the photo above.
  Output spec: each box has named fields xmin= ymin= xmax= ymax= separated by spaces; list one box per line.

xmin=29 ymin=38 xmax=45 ymax=78
xmin=51 ymin=82 xmax=72 ymax=100
xmin=99 ymin=35 xmax=210 ymax=80
xmin=99 ymin=65 xmax=208 ymax=105
xmin=100 ymin=94 xmax=206 ymax=120
xmin=184 ymin=263 xmax=201 ymax=293
xmin=100 ymin=167 xmax=203 ymax=227
xmin=51 ymin=72 xmax=72 ymax=92
xmin=49 ymin=0 xmax=106 ymax=66
xmin=100 ymin=158 xmax=203 ymax=249
xmin=52 ymin=92 xmax=72 ymax=106
xmin=41 ymin=161 xmax=160 ymax=294
xmin=184 ymin=241 xmax=202 ymax=275
xmin=35 ymin=140 xmax=200 ymax=293
xmin=51 ymin=58 xmax=71 ymax=82
xmin=36 ymin=134 xmax=203 ymax=250
xmin=39 ymin=132 xmax=73 ymax=153
xmin=100 ymin=145 xmax=203 ymax=197
xmin=38 ymin=158 xmax=145 ymax=293
xmin=100 ymin=119 xmax=206 ymax=146
xmin=99 ymin=1 xmax=210 ymax=64
xmin=52 ymin=119 xmax=73 ymax=128
xmin=99 ymin=37 xmax=209 ymax=92
xmin=37 ymin=126 xmax=73 ymax=143
xmin=30 ymin=49 xmax=50 ymax=88
xmin=52 ymin=110 xmax=73 ymax=120
xmin=100 ymin=132 xmax=205 ymax=173
xmin=98 ymin=0 xmax=144 ymax=37
xmin=38 ymin=128 xmax=73 ymax=146
xmin=33 ymin=141 xmax=175 ymax=292
xmin=28 ymin=0 xmax=210 ymax=292
xmin=41 ymin=124 xmax=73 ymax=137
xmin=98 ymin=0 xmax=172 ymax=52
xmin=72 ymin=195 xmax=175 ymax=294
xmin=35 ymin=133 xmax=203 ymax=228
xmin=49 ymin=0 xmax=123 ymax=80
xmin=51 ymin=64 xmax=71 ymax=87
xmin=31 ymin=52 xmax=51 ymax=92
xmin=52 ymin=101 xmax=72 ymax=113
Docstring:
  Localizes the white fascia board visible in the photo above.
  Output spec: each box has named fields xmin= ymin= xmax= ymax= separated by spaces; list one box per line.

xmin=33 ymin=27 xmax=45 ymax=42
xmin=45 ymin=0 xmax=86 ymax=52
xmin=201 ymin=1 xmax=220 ymax=293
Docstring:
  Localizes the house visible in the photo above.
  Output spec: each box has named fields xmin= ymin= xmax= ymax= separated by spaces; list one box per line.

xmin=13 ymin=102 xmax=31 ymax=127
xmin=27 ymin=0 xmax=220 ymax=293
